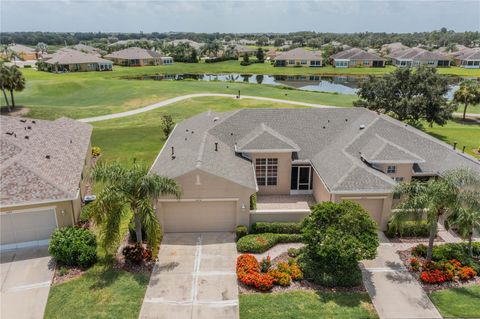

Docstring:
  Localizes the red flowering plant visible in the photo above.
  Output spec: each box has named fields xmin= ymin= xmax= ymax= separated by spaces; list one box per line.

xmin=268 ymin=269 xmax=291 ymax=286
xmin=420 ymin=269 xmax=447 ymax=284
xmin=458 ymin=266 xmax=477 ymax=281
xmin=409 ymin=258 xmax=420 ymax=271
xmin=236 ymin=254 xmax=273 ymax=291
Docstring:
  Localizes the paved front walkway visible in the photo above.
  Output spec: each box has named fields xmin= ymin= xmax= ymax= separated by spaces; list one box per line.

xmin=139 ymin=232 xmax=238 ymax=319
xmin=78 ymin=93 xmax=336 ymax=123
xmin=1 ymin=246 xmax=54 ymax=319
xmin=361 ymin=234 xmax=442 ymax=319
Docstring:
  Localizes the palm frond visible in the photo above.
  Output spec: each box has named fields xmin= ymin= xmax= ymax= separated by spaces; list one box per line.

xmin=138 ymin=199 xmax=162 ymax=257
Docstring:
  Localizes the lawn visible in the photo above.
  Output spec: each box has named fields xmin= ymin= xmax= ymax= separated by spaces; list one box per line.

xmin=12 ymin=68 xmax=355 ymax=119
xmin=239 ymin=290 xmax=378 ymax=319
xmin=429 ymin=285 xmax=480 ymax=318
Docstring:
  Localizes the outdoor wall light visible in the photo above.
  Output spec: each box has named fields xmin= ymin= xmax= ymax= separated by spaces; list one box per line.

xmin=241 ymin=203 xmax=246 ymax=210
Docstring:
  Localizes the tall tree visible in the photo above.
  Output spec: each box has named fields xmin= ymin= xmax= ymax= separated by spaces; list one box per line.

xmin=355 ymin=66 xmax=455 ymax=126
xmin=2 ymin=66 xmax=26 ymax=110
xmin=453 ymin=80 xmax=480 ymax=121
xmin=255 ymin=47 xmax=264 ymax=62
xmin=443 ymin=168 xmax=480 ymax=256
xmin=91 ymin=162 xmax=181 ymax=255
xmin=391 ymin=177 xmax=458 ymax=261
xmin=0 ymin=64 xmax=11 ymax=111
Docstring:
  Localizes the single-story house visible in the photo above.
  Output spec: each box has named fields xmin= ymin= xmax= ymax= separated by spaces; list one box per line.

xmin=42 ymin=48 xmax=113 ymax=72
xmin=274 ymin=48 xmax=322 ymax=67
xmin=389 ymin=48 xmax=451 ymax=67
xmin=331 ymin=48 xmax=385 ymax=68
xmin=105 ymin=47 xmax=173 ymax=66
xmin=5 ymin=44 xmax=38 ymax=61
xmin=235 ymin=45 xmax=257 ymax=57
xmin=380 ymin=42 xmax=409 ymax=55
xmin=168 ymin=39 xmax=203 ymax=50
xmin=150 ymin=108 xmax=479 ymax=233
xmin=0 ymin=116 xmax=92 ymax=250
xmin=453 ymin=48 xmax=480 ymax=68
xmin=72 ymin=43 xmax=104 ymax=56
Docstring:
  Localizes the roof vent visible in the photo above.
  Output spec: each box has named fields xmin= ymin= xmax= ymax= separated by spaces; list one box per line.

xmin=345 ymin=119 xmax=348 ymax=122
xmin=214 ymin=142 xmax=218 ymax=151
xmin=32 ymin=120 xmax=36 ymax=124
xmin=6 ymin=131 xmax=14 ymax=136
xmin=230 ymin=132 xmax=234 ymax=136
xmin=213 ymin=116 xmax=220 ymax=122
xmin=171 ymin=146 xmax=175 ymax=160
xmin=186 ymin=129 xmax=189 ymax=132
xmin=27 ymin=126 xmax=31 ymax=130
xmin=24 ymin=135 xmax=29 ymax=139
xmin=322 ymin=126 xmax=325 ymax=129
xmin=359 ymin=124 xmax=365 ymax=130
xmin=191 ymin=131 xmax=194 ymax=134
xmin=20 ymin=119 xmax=26 ymax=123
xmin=45 ymin=155 xmax=51 ymax=159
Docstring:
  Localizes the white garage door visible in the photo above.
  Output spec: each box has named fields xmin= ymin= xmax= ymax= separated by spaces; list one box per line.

xmin=161 ymin=201 xmax=236 ymax=233
xmin=351 ymin=198 xmax=384 ymax=226
xmin=0 ymin=208 xmax=57 ymax=250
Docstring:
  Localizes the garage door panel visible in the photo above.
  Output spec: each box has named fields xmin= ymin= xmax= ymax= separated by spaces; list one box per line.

xmin=0 ymin=209 xmax=57 ymax=247
xmin=161 ymin=201 xmax=236 ymax=233
xmin=353 ymin=199 xmax=383 ymax=225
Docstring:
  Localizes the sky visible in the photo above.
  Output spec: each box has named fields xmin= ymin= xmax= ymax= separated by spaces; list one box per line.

xmin=1 ymin=0 xmax=479 ymax=33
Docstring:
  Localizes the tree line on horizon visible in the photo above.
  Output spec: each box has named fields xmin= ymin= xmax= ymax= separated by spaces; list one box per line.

xmin=1 ymin=29 xmax=479 ymax=48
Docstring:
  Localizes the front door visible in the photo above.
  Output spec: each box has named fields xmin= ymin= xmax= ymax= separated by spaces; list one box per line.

xmin=291 ymin=165 xmax=313 ymax=194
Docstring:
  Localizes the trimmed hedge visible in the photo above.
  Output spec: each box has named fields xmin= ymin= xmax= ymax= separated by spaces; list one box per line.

xmin=250 ymin=193 xmax=257 ymax=210
xmin=236 ymin=225 xmax=248 ymax=241
xmin=300 ymin=255 xmax=363 ymax=287
xmin=385 ymin=220 xmax=430 ymax=238
xmin=251 ymin=222 xmax=302 ymax=234
xmin=237 ymin=233 xmax=303 ymax=253
xmin=48 ymin=227 xmax=97 ymax=268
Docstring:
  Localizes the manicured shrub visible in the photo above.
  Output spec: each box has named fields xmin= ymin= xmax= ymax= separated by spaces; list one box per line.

xmin=386 ymin=220 xmax=430 ymax=238
xmin=259 ymin=256 xmax=271 ymax=273
xmin=249 ymin=193 xmax=257 ymax=210
xmin=287 ymin=247 xmax=304 ymax=258
xmin=301 ymin=201 xmax=378 ymax=287
xmin=48 ymin=227 xmax=97 ymax=268
xmin=251 ymin=222 xmax=302 ymax=234
xmin=458 ymin=266 xmax=477 ymax=280
xmin=236 ymin=254 xmax=273 ymax=291
xmin=288 ymin=263 xmax=304 ymax=281
xmin=410 ymin=257 xmax=420 ymax=271
xmin=235 ymin=225 xmax=248 ymax=241
xmin=268 ymin=269 xmax=291 ymax=286
xmin=91 ymin=146 xmax=101 ymax=157
xmin=204 ymin=56 xmax=237 ymax=63
xmin=420 ymin=269 xmax=448 ymax=284
xmin=412 ymin=244 xmax=427 ymax=257
xmin=236 ymin=233 xmax=303 ymax=253
xmin=122 ymin=243 xmax=152 ymax=265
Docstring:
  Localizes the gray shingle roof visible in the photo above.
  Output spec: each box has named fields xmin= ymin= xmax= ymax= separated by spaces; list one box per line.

xmin=105 ymin=47 xmax=164 ymax=60
xmin=0 ymin=116 xmax=92 ymax=206
xmin=332 ymin=48 xmax=384 ymax=61
xmin=455 ymin=48 xmax=480 ymax=60
xmin=275 ymin=48 xmax=322 ymax=61
xmin=44 ymin=48 xmax=112 ymax=65
xmin=390 ymin=47 xmax=449 ymax=60
xmin=151 ymin=108 xmax=480 ymax=194
xmin=236 ymin=123 xmax=300 ymax=152
xmin=9 ymin=44 xmax=36 ymax=54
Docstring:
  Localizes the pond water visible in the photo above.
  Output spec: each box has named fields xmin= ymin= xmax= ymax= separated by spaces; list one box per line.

xmin=122 ymin=73 xmax=469 ymax=98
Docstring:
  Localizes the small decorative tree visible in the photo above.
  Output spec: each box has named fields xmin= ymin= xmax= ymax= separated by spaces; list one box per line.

xmin=161 ymin=114 xmax=175 ymax=138
xmin=453 ymin=80 xmax=480 ymax=121
xmin=301 ymin=201 xmax=378 ymax=287
xmin=256 ymin=48 xmax=264 ymax=62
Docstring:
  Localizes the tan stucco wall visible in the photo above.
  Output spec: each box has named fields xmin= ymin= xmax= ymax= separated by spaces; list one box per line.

xmin=156 ymin=169 xmax=255 ymax=229
xmin=249 ymin=212 xmax=309 ymax=225
xmin=0 ymin=199 xmax=78 ymax=228
xmin=333 ymin=193 xmax=393 ymax=230
xmin=251 ymin=152 xmax=292 ymax=195
xmin=377 ymin=163 xmax=414 ymax=182
xmin=312 ymin=171 xmax=332 ymax=202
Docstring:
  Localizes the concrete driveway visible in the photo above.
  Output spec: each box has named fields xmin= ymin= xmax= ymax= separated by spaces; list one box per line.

xmin=139 ymin=232 xmax=238 ymax=319
xmin=1 ymin=246 xmax=54 ymax=319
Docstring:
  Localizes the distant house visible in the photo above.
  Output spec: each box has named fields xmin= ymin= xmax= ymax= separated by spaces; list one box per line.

xmin=168 ymin=39 xmax=203 ymax=50
xmin=380 ymin=42 xmax=409 ymax=55
xmin=453 ymin=48 xmax=480 ymax=68
xmin=235 ymin=45 xmax=257 ymax=57
xmin=274 ymin=48 xmax=322 ymax=67
xmin=42 ymin=48 xmax=113 ymax=72
xmin=72 ymin=43 xmax=104 ymax=56
xmin=266 ymin=49 xmax=278 ymax=60
xmin=104 ymin=47 xmax=173 ymax=66
xmin=0 ymin=116 xmax=92 ymax=250
xmin=389 ymin=47 xmax=451 ymax=67
xmin=331 ymin=48 xmax=385 ymax=68
xmin=6 ymin=44 xmax=38 ymax=61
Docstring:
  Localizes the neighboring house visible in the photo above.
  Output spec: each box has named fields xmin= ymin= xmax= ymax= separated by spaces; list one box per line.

xmin=331 ymin=48 xmax=385 ymax=68
xmin=168 ymin=39 xmax=203 ymax=50
xmin=104 ymin=47 xmax=173 ymax=66
xmin=72 ymin=43 xmax=104 ymax=56
xmin=150 ymin=108 xmax=479 ymax=233
xmin=42 ymin=48 xmax=113 ymax=72
xmin=0 ymin=116 xmax=92 ymax=250
xmin=389 ymin=47 xmax=451 ymax=67
xmin=6 ymin=44 xmax=38 ymax=60
xmin=235 ymin=45 xmax=257 ymax=57
xmin=380 ymin=42 xmax=409 ymax=55
xmin=453 ymin=48 xmax=480 ymax=68
xmin=274 ymin=48 xmax=322 ymax=67
xmin=266 ymin=49 xmax=278 ymax=60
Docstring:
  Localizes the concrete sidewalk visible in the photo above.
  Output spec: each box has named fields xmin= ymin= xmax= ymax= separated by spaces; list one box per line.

xmin=361 ymin=237 xmax=442 ymax=319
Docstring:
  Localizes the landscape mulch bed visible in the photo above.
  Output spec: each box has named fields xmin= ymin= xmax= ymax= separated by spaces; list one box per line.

xmin=238 ymin=252 xmax=366 ymax=294
xmin=397 ymin=248 xmax=480 ymax=293
xmin=388 ymin=236 xmax=443 ymax=244
xmin=52 ymin=265 xmax=88 ymax=285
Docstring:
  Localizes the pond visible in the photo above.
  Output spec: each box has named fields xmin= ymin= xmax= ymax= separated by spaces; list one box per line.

xmin=122 ymin=73 xmax=470 ymax=98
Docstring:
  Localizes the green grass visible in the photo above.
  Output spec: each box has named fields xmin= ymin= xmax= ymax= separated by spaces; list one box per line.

xmin=239 ymin=290 xmax=378 ymax=319
xmin=457 ymin=103 xmax=480 ymax=115
xmin=422 ymin=119 xmax=480 ymax=158
xmin=12 ymin=68 xmax=355 ymax=119
xmin=44 ymin=265 xmax=149 ymax=319
xmin=429 ymin=285 xmax=480 ymax=318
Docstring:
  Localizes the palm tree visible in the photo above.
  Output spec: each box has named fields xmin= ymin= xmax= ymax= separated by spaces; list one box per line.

xmin=444 ymin=168 xmax=480 ymax=256
xmin=4 ymin=66 xmax=26 ymax=109
xmin=0 ymin=64 xmax=11 ymax=111
xmin=453 ymin=80 xmax=480 ymax=121
xmin=91 ymin=161 xmax=181 ymax=255
xmin=391 ymin=178 xmax=457 ymax=261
